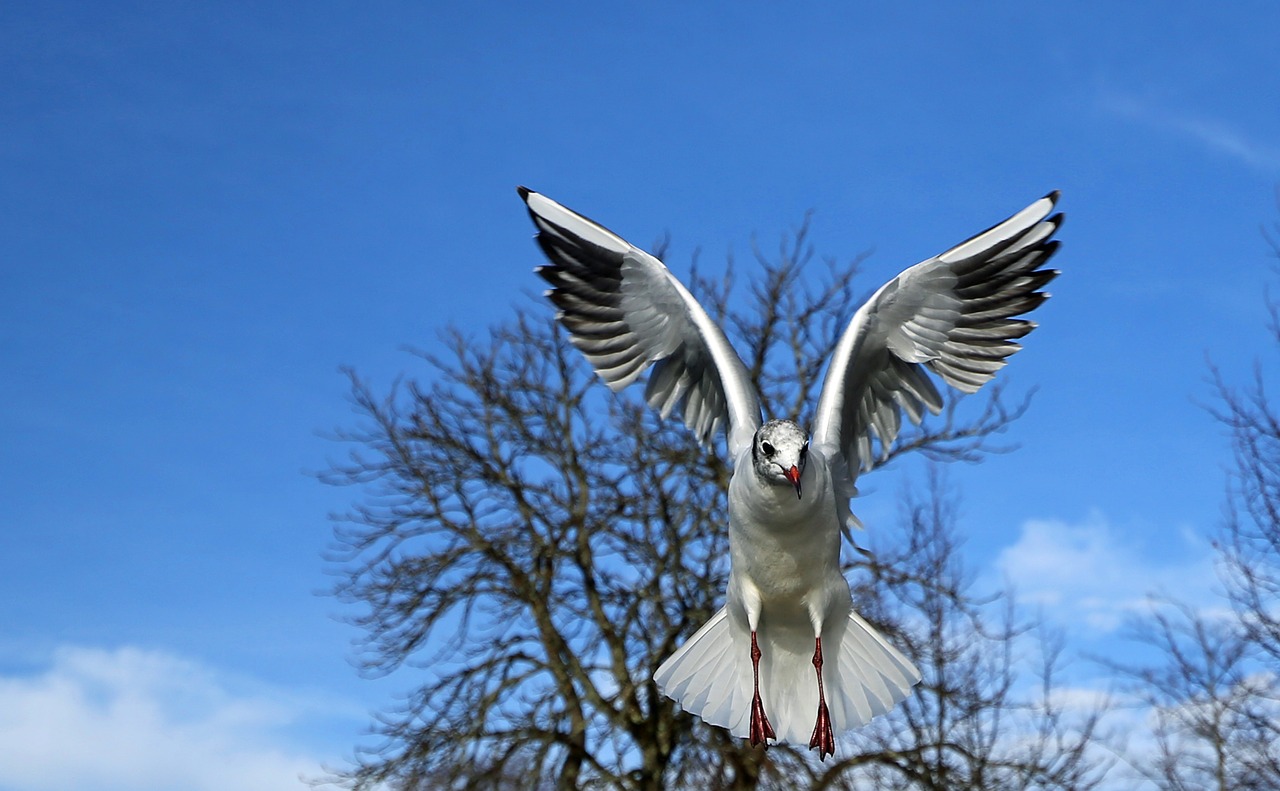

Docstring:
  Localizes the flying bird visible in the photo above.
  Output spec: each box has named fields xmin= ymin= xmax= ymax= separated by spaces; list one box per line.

xmin=517 ymin=186 xmax=1061 ymax=758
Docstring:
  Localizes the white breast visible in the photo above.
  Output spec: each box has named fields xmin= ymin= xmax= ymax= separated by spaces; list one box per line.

xmin=726 ymin=452 xmax=842 ymax=603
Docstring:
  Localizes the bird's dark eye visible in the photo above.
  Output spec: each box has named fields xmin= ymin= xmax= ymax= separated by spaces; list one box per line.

xmin=761 ymin=441 xmax=775 ymax=457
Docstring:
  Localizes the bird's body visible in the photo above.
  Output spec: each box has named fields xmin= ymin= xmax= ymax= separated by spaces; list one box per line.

xmin=662 ymin=424 xmax=917 ymax=750
xmin=517 ymin=186 xmax=1062 ymax=757
xmin=728 ymin=441 xmax=836 ymax=606
xmin=727 ymin=427 xmax=841 ymax=627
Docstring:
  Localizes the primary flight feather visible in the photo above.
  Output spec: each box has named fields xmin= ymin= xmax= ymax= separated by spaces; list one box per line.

xmin=518 ymin=186 xmax=1061 ymax=758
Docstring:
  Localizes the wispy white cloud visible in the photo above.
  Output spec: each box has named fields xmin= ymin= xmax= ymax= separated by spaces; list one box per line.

xmin=0 ymin=646 xmax=352 ymax=791
xmin=1101 ymin=92 xmax=1280 ymax=174
xmin=994 ymin=514 xmax=1220 ymax=634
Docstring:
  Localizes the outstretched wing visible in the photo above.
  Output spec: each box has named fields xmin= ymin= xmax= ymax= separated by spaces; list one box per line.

xmin=812 ymin=192 xmax=1062 ymax=528
xmin=519 ymin=187 xmax=763 ymax=457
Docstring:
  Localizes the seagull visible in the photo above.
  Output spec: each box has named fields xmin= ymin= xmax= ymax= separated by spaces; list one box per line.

xmin=517 ymin=186 xmax=1061 ymax=758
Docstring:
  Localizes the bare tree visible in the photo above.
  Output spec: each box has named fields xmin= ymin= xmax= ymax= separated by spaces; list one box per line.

xmin=1109 ymin=600 xmax=1279 ymax=791
xmin=1111 ymin=196 xmax=1280 ymax=790
xmin=1217 ymin=188 xmax=1280 ymax=667
xmin=1216 ymin=344 xmax=1280 ymax=667
xmin=322 ymin=222 xmax=1105 ymax=789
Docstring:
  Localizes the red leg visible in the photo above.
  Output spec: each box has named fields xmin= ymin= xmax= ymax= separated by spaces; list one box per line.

xmin=748 ymin=630 xmax=775 ymax=746
xmin=808 ymin=636 xmax=836 ymax=759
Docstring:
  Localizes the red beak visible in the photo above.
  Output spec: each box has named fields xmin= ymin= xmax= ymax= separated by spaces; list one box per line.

xmin=785 ymin=465 xmax=802 ymax=499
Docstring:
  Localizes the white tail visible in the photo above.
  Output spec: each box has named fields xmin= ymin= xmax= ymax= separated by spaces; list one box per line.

xmin=654 ymin=605 xmax=921 ymax=746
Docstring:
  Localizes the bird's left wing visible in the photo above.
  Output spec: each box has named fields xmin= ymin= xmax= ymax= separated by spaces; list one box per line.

xmin=811 ymin=192 xmax=1062 ymax=529
xmin=519 ymin=188 xmax=763 ymax=457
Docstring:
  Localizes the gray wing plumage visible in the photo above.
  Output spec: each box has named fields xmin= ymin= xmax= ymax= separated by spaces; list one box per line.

xmin=519 ymin=187 xmax=762 ymax=457
xmin=812 ymin=192 xmax=1062 ymax=528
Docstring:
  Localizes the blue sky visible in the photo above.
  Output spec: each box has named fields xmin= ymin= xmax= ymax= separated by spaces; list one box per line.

xmin=3 ymin=2 xmax=1279 ymax=788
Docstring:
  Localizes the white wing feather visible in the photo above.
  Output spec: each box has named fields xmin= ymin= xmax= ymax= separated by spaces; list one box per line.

xmin=812 ymin=192 xmax=1063 ymax=529
xmin=519 ymin=188 xmax=763 ymax=457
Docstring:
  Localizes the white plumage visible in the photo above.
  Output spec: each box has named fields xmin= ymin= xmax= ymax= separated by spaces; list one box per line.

xmin=518 ymin=186 xmax=1062 ymax=757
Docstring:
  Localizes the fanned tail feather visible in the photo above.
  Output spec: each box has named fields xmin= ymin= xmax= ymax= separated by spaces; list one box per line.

xmin=654 ymin=606 xmax=921 ymax=748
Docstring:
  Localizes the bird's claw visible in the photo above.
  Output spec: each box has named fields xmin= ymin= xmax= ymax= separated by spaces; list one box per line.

xmin=808 ymin=699 xmax=835 ymax=759
xmin=749 ymin=692 xmax=776 ymax=747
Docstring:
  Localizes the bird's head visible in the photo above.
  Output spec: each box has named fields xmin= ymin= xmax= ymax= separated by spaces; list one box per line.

xmin=751 ymin=419 xmax=809 ymax=499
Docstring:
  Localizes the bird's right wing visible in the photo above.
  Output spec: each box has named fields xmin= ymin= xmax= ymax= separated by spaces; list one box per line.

xmin=519 ymin=188 xmax=763 ymax=458
xmin=811 ymin=192 xmax=1062 ymax=529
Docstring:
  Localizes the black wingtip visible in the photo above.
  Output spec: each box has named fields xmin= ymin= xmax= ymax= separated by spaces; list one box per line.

xmin=1045 ymin=189 xmax=1061 ymax=203
xmin=516 ymin=185 xmax=532 ymax=202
